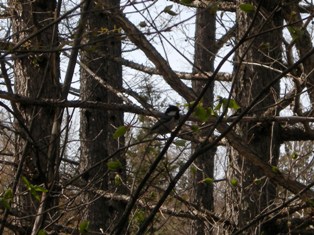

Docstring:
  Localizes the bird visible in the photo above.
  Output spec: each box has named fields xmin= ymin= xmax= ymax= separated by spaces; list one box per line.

xmin=150 ymin=105 xmax=180 ymax=134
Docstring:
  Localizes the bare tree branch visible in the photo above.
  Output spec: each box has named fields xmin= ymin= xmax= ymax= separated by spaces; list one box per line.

xmin=218 ymin=123 xmax=314 ymax=200
xmin=102 ymin=53 xmax=233 ymax=81
xmin=110 ymin=9 xmax=197 ymax=102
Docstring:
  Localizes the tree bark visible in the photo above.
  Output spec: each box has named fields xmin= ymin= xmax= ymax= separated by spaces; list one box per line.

xmin=192 ymin=7 xmax=216 ymax=235
xmin=79 ymin=1 xmax=126 ymax=234
xmin=231 ymin=1 xmax=283 ymax=233
xmin=10 ymin=0 xmax=61 ymax=231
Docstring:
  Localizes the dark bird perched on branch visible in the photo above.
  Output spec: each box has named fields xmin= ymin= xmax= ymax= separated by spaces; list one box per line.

xmin=151 ymin=105 xmax=180 ymax=134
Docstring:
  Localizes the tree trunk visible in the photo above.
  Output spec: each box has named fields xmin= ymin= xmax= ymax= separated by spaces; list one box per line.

xmin=79 ymin=1 xmax=126 ymax=234
xmin=192 ymin=7 xmax=216 ymax=235
xmin=231 ymin=1 xmax=283 ymax=233
xmin=10 ymin=0 xmax=61 ymax=231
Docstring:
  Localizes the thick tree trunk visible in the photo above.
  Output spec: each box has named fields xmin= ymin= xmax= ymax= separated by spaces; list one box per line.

xmin=231 ymin=1 xmax=283 ymax=233
xmin=192 ymin=7 xmax=216 ymax=235
xmin=79 ymin=1 xmax=126 ymax=234
xmin=10 ymin=0 xmax=61 ymax=231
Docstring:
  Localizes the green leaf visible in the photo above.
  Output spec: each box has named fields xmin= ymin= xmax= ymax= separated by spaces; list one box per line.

xmin=0 ymin=188 xmax=13 ymax=209
xmin=190 ymin=165 xmax=197 ymax=175
xmin=239 ymin=3 xmax=255 ymax=13
xmin=79 ymin=220 xmax=90 ymax=235
xmin=271 ymin=166 xmax=280 ymax=173
xmin=21 ymin=176 xmax=31 ymax=190
xmin=30 ymin=188 xmax=41 ymax=201
xmin=38 ymin=229 xmax=48 ymax=235
xmin=114 ymin=174 xmax=122 ymax=186
xmin=149 ymin=191 xmax=157 ymax=200
xmin=174 ymin=139 xmax=186 ymax=147
xmin=203 ymin=177 xmax=214 ymax=185
xmin=229 ymin=99 xmax=240 ymax=111
xmin=287 ymin=26 xmax=297 ymax=39
xmin=3 ymin=188 xmax=13 ymax=200
xmin=230 ymin=178 xmax=238 ymax=187
xmin=166 ymin=10 xmax=178 ymax=16
xmin=164 ymin=5 xmax=173 ymax=12
xmin=215 ymin=97 xmax=240 ymax=114
xmin=33 ymin=185 xmax=48 ymax=193
xmin=191 ymin=125 xmax=199 ymax=132
xmin=113 ymin=126 xmax=127 ymax=139
xmin=214 ymin=96 xmax=223 ymax=111
xmin=221 ymin=98 xmax=229 ymax=111
xmin=254 ymin=178 xmax=262 ymax=185
xmin=287 ymin=26 xmax=304 ymax=41
xmin=214 ymin=102 xmax=222 ymax=111
xmin=180 ymin=0 xmax=194 ymax=4
xmin=138 ymin=21 xmax=147 ymax=28
xmin=306 ymin=199 xmax=314 ymax=207
xmin=208 ymin=107 xmax=216 ymax=116
xmin=134 ymin=210 xmax=146 ymax=224
xmin=107 ymin=160 xmax=122 ymax=171
xmin=0 ymin=197 xmax=10 ymax=209
xmin=185 ymin=102 xmax=194 ymax=108
xmin=163 ymin=5 xmax=178 ymax=16
xmin=291 ymin=152 xmax=298 ymax=160
xmin=194 ymin=105 xmax=210 ymax=122
xmin=259 ymin=42 xmax=270 ymax=51
xmin=21 ymin=176 xmax=47 ymax=201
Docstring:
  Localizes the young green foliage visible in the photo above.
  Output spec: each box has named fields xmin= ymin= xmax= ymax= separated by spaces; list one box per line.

xmin=113 ymin=125 xmax=128 ymax=139
xmin=239 ymin=3 xmax=255 ymax=13
xmin=107 ymin=160 xmax=123 ymax=171
xmin=163 ymin=5 xmax=178 ymax=16
xmin=79 ymin=220 xmax=90 ymax=235
xmin=0 ymin=188 xmax=13 ymax=209
xmin=21 ymin=176 xmax=48 ymax=201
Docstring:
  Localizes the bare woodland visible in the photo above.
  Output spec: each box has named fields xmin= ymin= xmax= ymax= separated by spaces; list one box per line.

xmin=0 ymin=0 xmax=314 ymax=234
